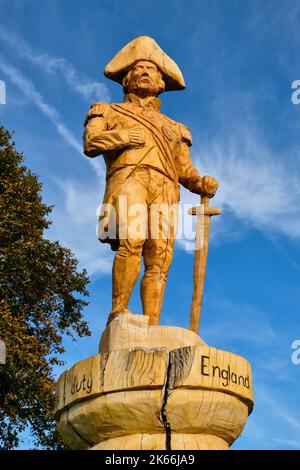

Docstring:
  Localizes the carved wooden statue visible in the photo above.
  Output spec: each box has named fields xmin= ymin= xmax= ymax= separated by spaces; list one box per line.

xmin=83 ymin=35 xmax=218 ymax=328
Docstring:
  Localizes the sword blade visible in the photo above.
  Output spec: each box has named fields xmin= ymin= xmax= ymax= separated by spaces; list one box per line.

xmin=189 ymin=203 xmax=211 ymax=334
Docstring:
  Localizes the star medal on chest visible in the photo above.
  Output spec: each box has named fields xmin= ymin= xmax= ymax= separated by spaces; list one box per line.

xmin=162 ymin=125 xmax=174 ymax=141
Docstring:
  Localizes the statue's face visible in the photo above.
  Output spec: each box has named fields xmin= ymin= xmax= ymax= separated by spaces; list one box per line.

xmin=126 ymin=60 xmax=164 ymax=97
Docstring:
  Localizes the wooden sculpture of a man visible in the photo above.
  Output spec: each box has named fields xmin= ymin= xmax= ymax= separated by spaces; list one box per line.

xmin=83 ymin=36 xmax=218 ymax=326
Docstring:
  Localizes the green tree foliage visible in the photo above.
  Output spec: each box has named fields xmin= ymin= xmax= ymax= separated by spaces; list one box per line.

xmin=0 ymin=125 xmax=90 ymax=449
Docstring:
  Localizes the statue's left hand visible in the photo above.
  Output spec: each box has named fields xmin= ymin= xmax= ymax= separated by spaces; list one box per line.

xmin=192 ymin=175 xmax=219 ymax=198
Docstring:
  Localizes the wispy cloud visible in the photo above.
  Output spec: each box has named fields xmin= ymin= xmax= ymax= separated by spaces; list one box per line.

xmin=192 ymin=128 xmax=300 ymax=241
xmin=270 ymin=438 xmax=300 ymax=448
xmin=0 ymin=25 xmax=110 ymax=102
xmin=246 ymin=0 xmax=300 ymax=37
xmin=0 ymin=54 xmax=104 ymax=177
xmin=204 ymin=295 xmax=279 ymax=347
xmin=259 ymin=388 xmax=300 ymax=433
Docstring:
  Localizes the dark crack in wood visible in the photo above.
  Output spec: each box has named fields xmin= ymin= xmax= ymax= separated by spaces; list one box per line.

xmin=168 ymin=346 xmax=195 ymax=389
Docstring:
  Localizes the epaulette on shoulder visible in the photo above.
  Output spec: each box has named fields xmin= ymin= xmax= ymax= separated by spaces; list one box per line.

xmin=84 ymin=102 xmax=109 ymax=125
xmin=180 ymin=124 xmax=192 ymax=146
xmin=163 ymin=114 xmax=177 ymax=127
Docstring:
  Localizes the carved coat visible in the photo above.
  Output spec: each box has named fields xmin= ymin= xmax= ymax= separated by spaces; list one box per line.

xmin=83 ymin=93 xmax=201 ymax=249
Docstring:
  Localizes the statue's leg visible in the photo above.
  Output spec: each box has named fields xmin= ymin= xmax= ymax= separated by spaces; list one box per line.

xmin=112 ymin=237 xmax=145 ymax=313
xmin=140 ymin=236 xmax=175 ymax=325
xmin=111 ymin=169 xmax=149 ymax=314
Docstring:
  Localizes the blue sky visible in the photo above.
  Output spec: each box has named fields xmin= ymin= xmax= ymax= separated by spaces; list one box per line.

xmin=1 ymin=0 xmax=300 ymax=450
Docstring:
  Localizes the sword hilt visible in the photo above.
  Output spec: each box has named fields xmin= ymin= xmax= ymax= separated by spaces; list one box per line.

xmin=189 ymin=195 xmax=222 ymax=216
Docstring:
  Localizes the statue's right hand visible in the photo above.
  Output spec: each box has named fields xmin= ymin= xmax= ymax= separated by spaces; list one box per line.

xmin=128 ymin=128 xmax=146 ymax=146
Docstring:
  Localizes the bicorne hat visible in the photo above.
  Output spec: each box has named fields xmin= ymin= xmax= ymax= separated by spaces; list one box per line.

xmin=104 ymin=35 xmax=185 ymax=92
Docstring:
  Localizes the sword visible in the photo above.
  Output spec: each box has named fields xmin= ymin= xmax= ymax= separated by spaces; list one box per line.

xmin=189 ymin=195 xmax=221 ymax=334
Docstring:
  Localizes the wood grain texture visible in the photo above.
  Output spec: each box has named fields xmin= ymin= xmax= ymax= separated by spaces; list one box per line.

xmin=56 ymin=329 xmax=254 ymax=450
xmin=54 ymin=347 xmax=168 ymax=418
